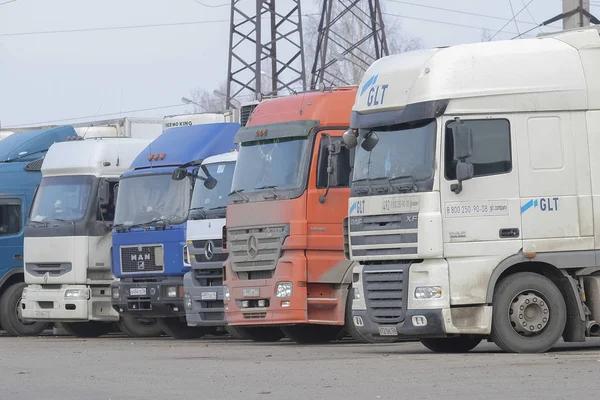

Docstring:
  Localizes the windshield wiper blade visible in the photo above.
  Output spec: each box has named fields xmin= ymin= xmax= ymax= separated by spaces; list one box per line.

xmin=255 ymin=185 xmax=279 ymax=199
xmin=28 ymin=220 xmax=47 ymax=227
xmin=208 ymin=206 xmax=227 ymax=210
xmin=229 ymin=189 xmax=249 ymax=203
xmin=388 ymin=175 xmax=418 ymax=193
xmin=189 ymin=207 xmax=207 ymax=219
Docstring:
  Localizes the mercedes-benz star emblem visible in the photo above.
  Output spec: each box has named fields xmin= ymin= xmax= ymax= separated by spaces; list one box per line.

xmin=247 ymin=235 xmax=259 ymax=258
xmin=204 ymin=240 xmax=214 ymax=260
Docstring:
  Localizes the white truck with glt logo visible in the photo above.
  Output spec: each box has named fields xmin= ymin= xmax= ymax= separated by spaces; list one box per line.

xmin=342 ymin=26 xmax=600 ymax=353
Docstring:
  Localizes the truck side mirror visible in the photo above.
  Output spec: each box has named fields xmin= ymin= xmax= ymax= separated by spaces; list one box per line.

xmin=360 ymin=131 xmax=379 ymax=152
xmin=172 ymin=168 xmax=188 ymax=181
xmin=342 ymin=129 xmax=358 ymax=149
xmin=204 ymin=176 xmax=218 ymax=190
xmin=319 ymin=137 xmax=343 ymax=204
xmin=451 ymin=122 xmax=473 ymax=160
xmin=98 ymin=179 xmax=110 ymax=207
xmin=451 ymin=161 xmax=474 ymax=194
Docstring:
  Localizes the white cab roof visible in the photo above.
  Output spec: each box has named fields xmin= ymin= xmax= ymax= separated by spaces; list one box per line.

xmin=42 ymin=138 xmax=152 ymax=178
xmin=202 ymin=151 xmax=237 ymax=165
xmin=353 ymin=26 xmax=600 ymax=115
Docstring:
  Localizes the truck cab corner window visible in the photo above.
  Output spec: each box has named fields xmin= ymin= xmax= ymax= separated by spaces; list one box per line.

xmin=444 ymin=119 xmax=512 ymax=181
xmin=97 ymin=181 xmax=118 ymax=223
xmin=0 ymin=199 xmax=22 ymax=236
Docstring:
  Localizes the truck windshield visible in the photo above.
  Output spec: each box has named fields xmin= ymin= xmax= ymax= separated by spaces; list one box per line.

xmin=30 ymin=175 xmax=94 ymax=222
xmin=114 ymin=173 xmax=191 ymax=227
xmin=353 ymin=119 xmax=436 ymax=192
xmin=231 ymin=136 xmax=309 ymax=194
xmin=189 ymin=161 xmax=235 ymax=218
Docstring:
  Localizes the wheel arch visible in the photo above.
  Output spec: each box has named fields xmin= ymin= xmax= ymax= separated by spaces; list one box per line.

xmin=0 ymin=267 xmax=24 ymax=298
xmin=487 ymin=253 xmax=585 ymax=342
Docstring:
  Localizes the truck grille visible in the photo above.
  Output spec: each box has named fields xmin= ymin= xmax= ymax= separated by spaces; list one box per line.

xmin=349 ymin=213 xmax=418 ymax=261
xmin=26 ymin=263 xmax=72 ymax=277
xmin=363 ymin=264 xmax=408 ymax=323
xmin=120 ymin=244 xmax=164 ymax=274
xmin=228 ymin=224 xmax=288 ymax=279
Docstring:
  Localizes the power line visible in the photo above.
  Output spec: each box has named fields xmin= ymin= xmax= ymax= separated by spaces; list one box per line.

xmin=0 ymin=13 xmax=321 ymax=37
xmin=191 ymin=0 xmax=229 ymax=8
xmin=508 ymin=0 xmax=521 ymax=37
xmin=388 ymin=0 xmax=561 ymax=28
xmin=489 ymin=0 xmax=535 ymax=40
xmin=3 ymin=104 xmax=188 ymax=128
xmin=520 ymin=0 xmax=544 ymax=33
xmin=383 ymin=12 xmax=526 ymax=36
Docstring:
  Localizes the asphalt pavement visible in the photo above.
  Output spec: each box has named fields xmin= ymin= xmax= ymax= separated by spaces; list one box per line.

xmin=1 ymin=335 xmax=600 ymax=400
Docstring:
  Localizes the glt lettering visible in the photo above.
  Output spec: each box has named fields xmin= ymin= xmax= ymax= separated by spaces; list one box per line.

xmin=540 ymin=197 xmax=559 ymax=211
xmin=349 ymin=199 xmax=366 ymax=215
xmin=367 ymin=84 xmax=389 ymax=107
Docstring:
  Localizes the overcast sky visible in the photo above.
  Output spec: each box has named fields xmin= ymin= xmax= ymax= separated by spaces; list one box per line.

xmin=0 ymin=0 xmax=581 ymax=128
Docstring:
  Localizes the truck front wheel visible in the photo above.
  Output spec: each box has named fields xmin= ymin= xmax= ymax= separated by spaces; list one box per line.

xmin=226 ymin=326 xmax=285 ymax=342
xmin=0 ymin=282 xmax=47 ymax=336
xmin=420 ymin=336 xmax=482 ymax=353
xmin=491 ymin=272 xmax=566 ymax=353
xmin=117 ymin=315 xmax=163 ymax=337
xmin=61 ymin=321 xmax=113 ymax=338
xmin=157 ymin=317 xmax=208 ymax=339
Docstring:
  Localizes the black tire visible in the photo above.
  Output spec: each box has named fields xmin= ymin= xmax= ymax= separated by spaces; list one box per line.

xmin=225 ymin=326 xmax=246 ymax=340
xmin=225 ymin=326 xmax=285 ymax=342
xmin=0 ymin=282 xmax=48 ymax=336
xmin=157 ymin=317 xmax=208 ymax=339
xmin=281 ymin=324 xmax=343 ymax=344
xmin=345 ymin=286 xmax=396 ymax=344
xmin=491 ymin=272 xmax=566 ymax=353
xmin=61 ymin=321 xmax=113 ymax=338
xmin=117 ymin=315 xmax=163 ymax=337
xmin=420 ymin=336 xmax=482 ymax=353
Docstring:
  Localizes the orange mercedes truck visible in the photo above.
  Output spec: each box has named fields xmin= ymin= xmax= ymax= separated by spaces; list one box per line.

xmin=222 ymin=87 xmax=364 ymax=343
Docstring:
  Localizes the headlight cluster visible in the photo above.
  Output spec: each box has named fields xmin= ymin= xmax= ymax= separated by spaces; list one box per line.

xmin=275 ymin=282 xmax=292 ymax=298
xmin=223 ymin=286 xmax=230 ymax=302
xmin=414 ymin=286 xmax=442 ymax=299
xmin=64 ymin=288 xmax=90 ymax=299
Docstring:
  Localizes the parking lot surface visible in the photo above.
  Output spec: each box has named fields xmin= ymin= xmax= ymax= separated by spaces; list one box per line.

xmin=1 ymin=335 xmax=600 ymax=400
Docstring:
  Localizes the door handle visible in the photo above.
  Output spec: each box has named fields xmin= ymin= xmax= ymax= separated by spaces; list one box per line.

xmin=13 ymin=254 xmax=23 ymax=260
xmin=499 ymin=228 xmax=519 ymax=238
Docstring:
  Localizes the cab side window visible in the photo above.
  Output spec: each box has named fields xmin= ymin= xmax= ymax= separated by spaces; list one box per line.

xmin=0 ymin=199 xmax=22 ymax=236
xmin=445 ymin=119 xmax=511 ymax=180
xmin=316 ymin=136 xmax=352 ymax=189
xmin=97 ymin=181 xmax=118 ymax=222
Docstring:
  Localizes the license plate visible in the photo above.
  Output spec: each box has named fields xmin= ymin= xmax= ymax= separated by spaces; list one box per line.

xmin=201 ymin=292 xmax=217 ymax=300
xmin=35 ymin=311 xmax=50 ymax=318
xmin=378 ymin=325 xmax=398 ymax=336
xmin=130 ymin=287 xmax=147 ymax=296
xmin=243 ymin=288 xmax=259 ymax=297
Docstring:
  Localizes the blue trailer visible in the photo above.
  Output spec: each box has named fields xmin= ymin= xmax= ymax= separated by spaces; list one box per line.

xmin=110 ymin=122 xmax=239 ymax=338
xmin=0 ymin=126 xmax=76 ymax=336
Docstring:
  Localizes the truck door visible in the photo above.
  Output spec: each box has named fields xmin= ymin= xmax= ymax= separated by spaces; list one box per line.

xmin=306 ymin=130 xmax=352 ymax=282
xmin=0 ymin=195 xmax=26 ymax=273
xmin=441 ymin=116 xmax=522 ymax=305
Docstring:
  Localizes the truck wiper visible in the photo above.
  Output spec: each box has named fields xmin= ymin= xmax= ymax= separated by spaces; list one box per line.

xmin=255 ymin=185 xmax=279 ymax=200
xmin=229 ymin=189 xmax=249 ymax=203
xmin=388 ymin=175 xmax=418 ymax=193
xmin=147 ymin=216 xmax=176 ymax=226
xmin=28 ymin=220 xmax=47 ymax=227
xmin=189 ymin=207 xmax=207 ymax=219
xmin=208 ymin=206 xmax=227 ymax=210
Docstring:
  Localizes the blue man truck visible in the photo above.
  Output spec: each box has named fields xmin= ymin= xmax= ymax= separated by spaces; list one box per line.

xmin=0 ymin=126 xmax=75 ymax=336
xmin=110 ymin=122 xmax=240 ymax=339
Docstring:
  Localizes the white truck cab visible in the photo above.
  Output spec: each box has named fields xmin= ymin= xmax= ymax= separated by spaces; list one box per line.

xmin=344 ymin=26 xmax=600 ymax=353
xmin=21 ymin=137 xmax=156 ymax=337
xmin=183 ymin=151 xmax=237 ymax=330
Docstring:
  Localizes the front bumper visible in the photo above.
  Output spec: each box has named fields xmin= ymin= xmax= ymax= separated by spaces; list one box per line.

xmin=111 ymin=278 xmax=185 ymax=318
xmin=21 ymin=284 xmax=118 ymax=322
xmin=183 ymin=271 xmax=225 ymax=327
xmin=352 ymin=308 xmax=447 ymax=341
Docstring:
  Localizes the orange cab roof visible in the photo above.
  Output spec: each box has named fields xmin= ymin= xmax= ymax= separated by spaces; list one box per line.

xmin=246 ymin=86 xmax=357 ymax=127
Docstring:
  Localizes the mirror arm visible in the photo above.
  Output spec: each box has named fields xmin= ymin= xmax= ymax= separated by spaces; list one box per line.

xmin=450 ymin=181 xmax=463 ymax=195
xmin=319 ymin=133 xmax=333 ymax=204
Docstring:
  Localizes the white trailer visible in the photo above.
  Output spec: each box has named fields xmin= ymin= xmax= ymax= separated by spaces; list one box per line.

xmin=344 ymin=26 xmax=600 ymax=353
xmin=20 ymin=138 xmax=162 ymax=337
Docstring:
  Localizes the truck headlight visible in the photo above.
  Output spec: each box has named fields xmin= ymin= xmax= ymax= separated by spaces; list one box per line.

xmin=414 ymin=286 xmax=442 ymax=299
xmin=353 ymin=287 xmax=362 ymax=300
xmin=185 ymin=294 xmax=192 ymax=310
xmin=223 ymin=286 xmax=230 ymax=302
xmin=21 ymin=287 xmax=28 ymax=299
xmin=64 ymin=288 xmax=90 ymax=299
xmin=275 ymin=282 xmax=292 ymax=298
xmin=166 ymin=286 xmax=178 ymax=298
xmin=112 ymin=287 xmax=119 ymax=300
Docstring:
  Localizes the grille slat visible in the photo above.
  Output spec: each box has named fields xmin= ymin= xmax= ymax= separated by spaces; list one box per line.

xmin=364 ymin=266 xmax=407 ymax=323
xmin=26 ymin=263 xmax=72 ymax=277
xmin=120 ymin=245 xmax=164 ymax=275
xmin=228 ymin=224 xmax=288 ymax=278
xmin=349 ymin=213 xmax=418 ymax=258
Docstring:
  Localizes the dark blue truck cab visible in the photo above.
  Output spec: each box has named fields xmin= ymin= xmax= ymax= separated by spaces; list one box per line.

xmin=0 ymin=126 xmax=75 ymax=336
xmin=110 ymin=122 xmax=239 ymax=338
